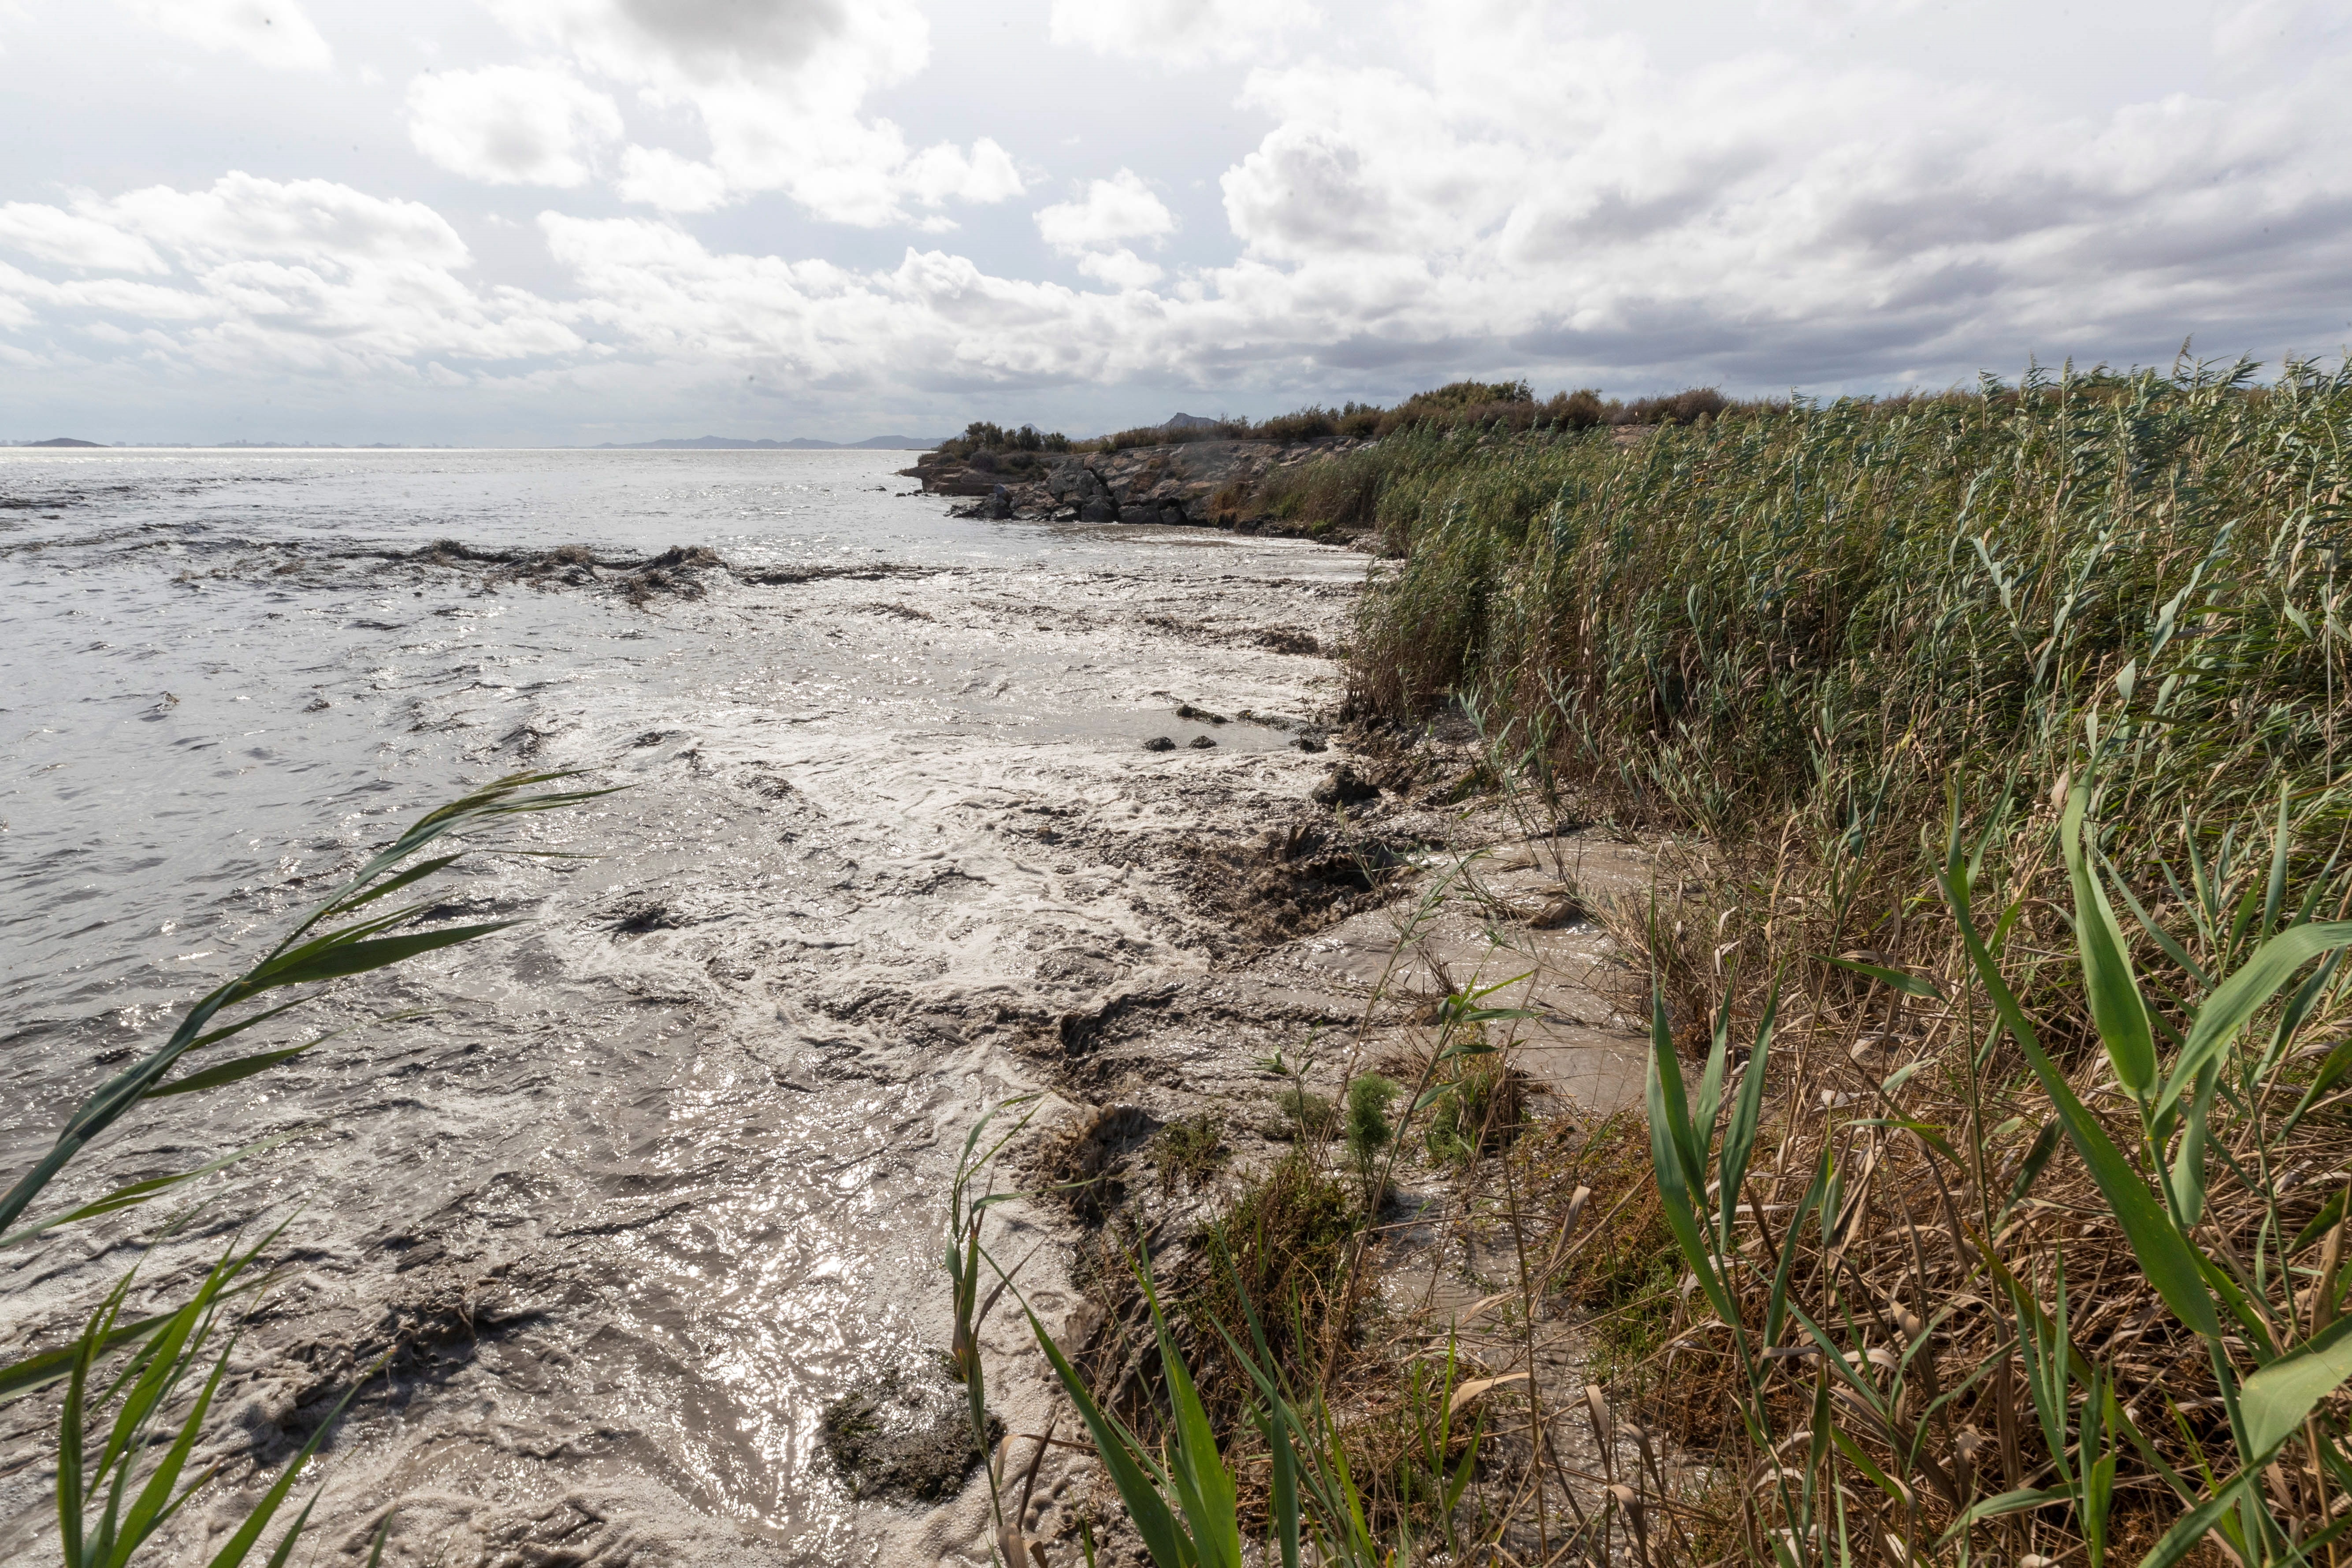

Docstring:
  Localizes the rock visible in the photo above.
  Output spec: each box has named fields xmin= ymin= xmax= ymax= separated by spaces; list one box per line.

xmin=1311 ymin=763 xmax=1379 ymax=806
xmin=987 ymin=483 xmax=1011 ymax=519
xmin=1514 ymin=893 xmax=1584 ymax=929
xmin=1188 ymin=735 xmax=1217 ymax=749
xmin=1142 ymin=736 xmax=1177 ymax=751
xmin=1174 ymin=702 xmax=1227 ymax=724
xmin=1292 ymin=732 xmax=1328 ymax=753
xmin=914 ymin=435 xmax=1378 ymax=536
xmin=820 ymin=1364 xmax=998 ymax=1501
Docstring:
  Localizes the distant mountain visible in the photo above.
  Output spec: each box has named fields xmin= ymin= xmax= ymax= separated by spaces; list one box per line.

xmin=598 ymin=434 xmax=948 ymax=451
xmin=1163 ymin=413 xmax=1221 ymax=431
xmin=28 ymin=436 xmax=104 ymax=447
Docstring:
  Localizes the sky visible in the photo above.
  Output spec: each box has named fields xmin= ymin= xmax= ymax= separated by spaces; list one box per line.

xmin=0 ymin=0 xmax=2347 ymax=445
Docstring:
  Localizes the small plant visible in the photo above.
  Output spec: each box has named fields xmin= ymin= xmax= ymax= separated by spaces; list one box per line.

xmin=1343 ymin=1074 xmax=1398 ymax=1175
xmin=1156 ymin=1112 xmax=1228 ymax=1195
xmin=1420 ymin=1045 xmax=1523 ymax=1167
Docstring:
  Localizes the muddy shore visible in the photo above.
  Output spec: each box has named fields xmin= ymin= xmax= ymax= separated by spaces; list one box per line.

xmin=1 ymin=456 xmax=1653 ymax=1565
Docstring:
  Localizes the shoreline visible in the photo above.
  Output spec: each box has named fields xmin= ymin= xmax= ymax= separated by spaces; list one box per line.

xmin=0 ymin=467 xmax=1470 ymax=1564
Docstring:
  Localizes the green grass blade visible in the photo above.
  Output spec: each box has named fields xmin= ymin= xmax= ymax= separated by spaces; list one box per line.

xmin=242 ymin=921 xmax=522 ymax=995
xmin=1932 ymin=1486 xmax=2065 ymax=1549
xmin=324 ymin=855 xmax=462 ymax=916
xmin=2236 ymin=1312 xmax=2352 ymax=1460
xmin=1266 ymin=1412 xmax=1300 ymax=1568
xmin=2103 ymin=849 xmax=2213 ymax=989
xmin=1694 ymin=975 xmax=1735 ymax=1148
xmin=201 ymin=1356 xmax=382 ymax=1568
xmin=2137 ymin=1467 xmax=2262 ymax=1568
xmin=2064 ymin=782 xmax=2157 ymax=1104
xmin=145 ymin=1046 xmax=321 ymax=1099
xmin=0 ymin=1315 xmax=171 ymax=1405
xmin=1939 ymin=862 xmax=2223 ymax=1340
xmin=1144 ymin=1280 xmax=1239 ymax=1568
xmin=2263 ymin=784 xmax=2290 ymax=940
xmin=0 ymin=1135 xmax=293 ymax=1248
xmin=257 ymin=1493 xmax=320 ymax=1568
xmin=2292 ymin=1189 xmax=2348 ymax=1256
xmin=2156 ymin=921 xmax=2352 ymax=1122
xmin=1646 ymin=990 xmax=1736 ymax=1323
xmin=1024 ymin=1308 xmax=1189 ymax=1568
xmin=1644 ymin=985 xmax=1706 ymax=1200
xmin=1823 ymin=956 xmax=1944 ymax=1000
xmin=59 ymin=1315 xmax=96 ymax=1568
xmin=105 ymin=1345 xmax=232 ymax=1566
xmin=1717 ymin=979 xmax=1778 ymax=1256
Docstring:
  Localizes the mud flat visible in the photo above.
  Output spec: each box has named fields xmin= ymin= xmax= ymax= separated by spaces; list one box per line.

xmin=0 ymin=457 xmax=1651 ymax=1565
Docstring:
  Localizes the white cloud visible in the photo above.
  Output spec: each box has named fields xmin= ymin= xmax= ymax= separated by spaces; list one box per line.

xmin=1037 ymin=170 xmax=1175 ymax=250
xmin=1049 ymin=0 xmax=1321 ymax=66
xmin=1076 ymin=248 xmax=1164 ymax=289
xmin=484 ymin=0 xmax=1024 ymax=225
xmin=615 ymin=146 xmax=729 ymax=212
xmin=1036 ymin=170 xmax=1174 ymax=292
xmin=118 ymin=0 xmax=332 ymax=71
xmin=0 ymin=174 xmax=581 ymax=369
xmin=1179 ymin=0 xmax=2352 ymax=386
xmin=406 ymin=66 xmax=623 ymax=187
xmin=537 ymin=214 xmax=1169 ymax=388
xmin=12 ymin=0 xmax=2352 ymax=427
xmin=904 ymin=139 xmax=1025 ymax=208
xmin=0 ymin=204 xmax=169 ymax=274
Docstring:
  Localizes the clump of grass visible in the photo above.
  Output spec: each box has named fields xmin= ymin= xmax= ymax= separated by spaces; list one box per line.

xmin=1419 ymin=1032 xmax=1527 ymax=1166
xmin=1345 ymin=356 xmax=2349 ymax=862
xmin=1344 ymin=1073 xmax=1399 ymax=1174
xmin=1192 ymin=1155 xmax=1360 ymax=1390
xmin=940 ymin=379 xmax=1752 ymax=465
xmin=1312 ymin=351 xmax=2352 ymax=1562
xmin=1155 ymin=1111 xmax=1228 ymax=1195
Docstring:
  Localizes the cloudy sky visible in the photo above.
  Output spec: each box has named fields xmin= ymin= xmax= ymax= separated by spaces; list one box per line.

xmin=1 ymin=0 xmax=2346 ymax=444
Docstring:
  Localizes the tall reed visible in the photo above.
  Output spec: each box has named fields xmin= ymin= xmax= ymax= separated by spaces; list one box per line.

xmin=1325 ymin=356 xmax=2352 ymax=1560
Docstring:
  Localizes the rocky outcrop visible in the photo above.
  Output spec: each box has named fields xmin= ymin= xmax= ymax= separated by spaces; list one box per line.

xmin=899 ymin=437 xmax=1375 ymax=535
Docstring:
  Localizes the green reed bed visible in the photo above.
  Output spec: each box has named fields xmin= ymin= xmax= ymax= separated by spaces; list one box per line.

xmin=1352 ymin=359 xmax=2349 ymax=852
xmin=1316 ymin=358 xmax=2352 ymax=1563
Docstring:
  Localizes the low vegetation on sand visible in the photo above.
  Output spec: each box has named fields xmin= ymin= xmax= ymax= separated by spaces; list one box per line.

xmin=952 ymin=357 xmax=2352 ymax=1565
xmin=933 ymin=378 xmax=1739 ymax=468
